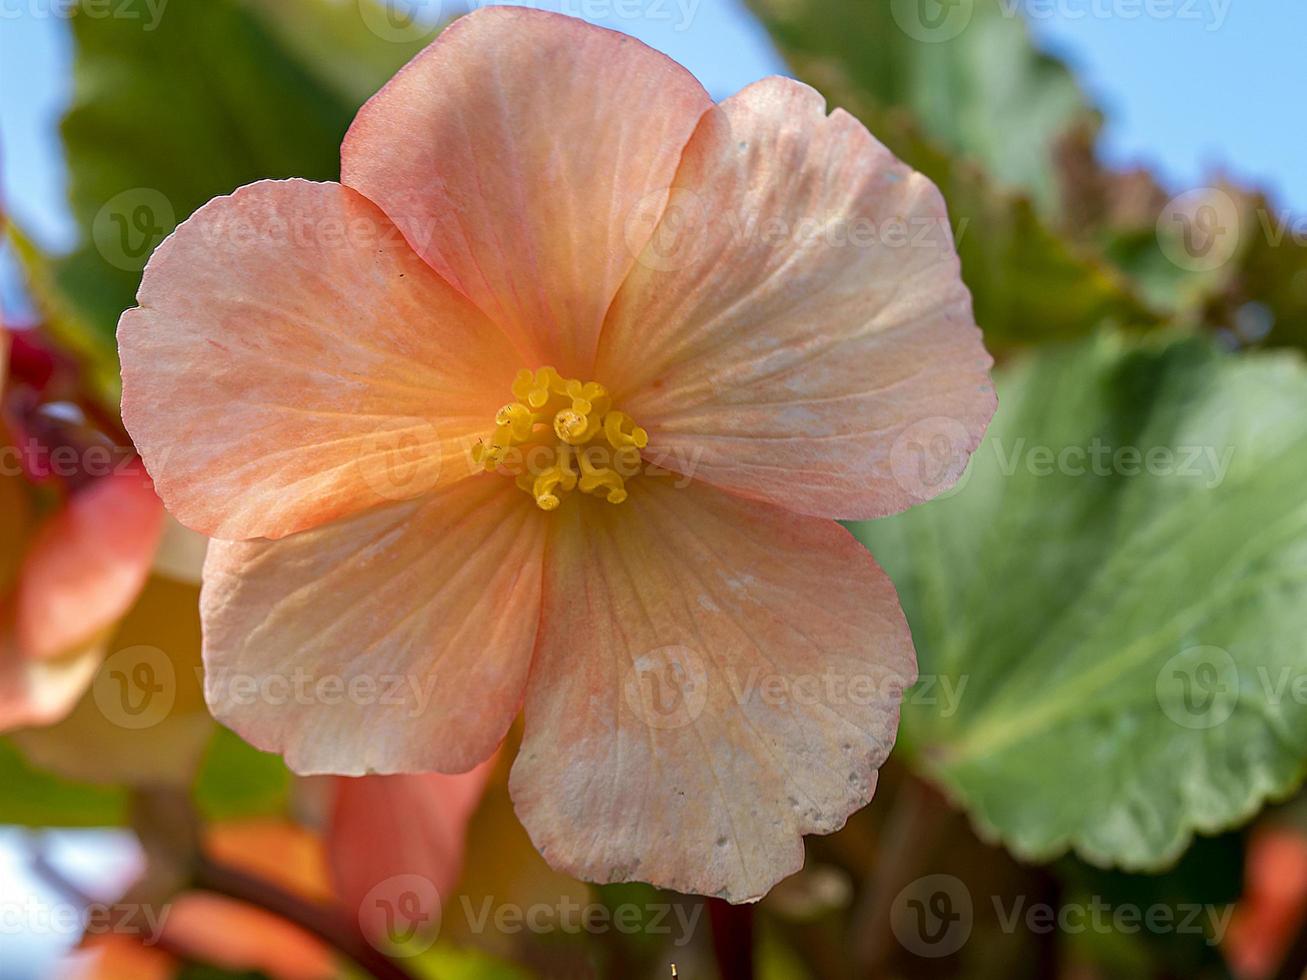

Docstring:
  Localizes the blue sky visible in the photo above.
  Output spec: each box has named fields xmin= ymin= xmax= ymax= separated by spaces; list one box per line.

xmin=1 ymin=0 xmax=1305 ymax=257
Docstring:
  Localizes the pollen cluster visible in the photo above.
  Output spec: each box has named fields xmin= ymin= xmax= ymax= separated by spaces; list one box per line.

xmin=473 ymin=368 xmax=649 ymax=511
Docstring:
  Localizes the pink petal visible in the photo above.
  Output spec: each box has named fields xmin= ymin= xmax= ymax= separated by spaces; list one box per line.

xmin=329 ymin=758 xmax=496 ymax=944
xmin=17 ymin=465 xmax=163 ymax=660
xmin=202 ymin=477 xmax=546 ymax=775
xmin=596 ymin=77 xmax=996 ymax=520
xmin=119 ymin=179 xmax=525 ymax=541
xmin=341 ymin=7 xmax=712 ymax=375
xmin=510 ymin=481 xmax=916 ymax=902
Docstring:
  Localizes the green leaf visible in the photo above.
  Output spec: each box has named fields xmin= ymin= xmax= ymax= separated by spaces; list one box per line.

xmin=192 ymin=726 xmax=293 ymax=822
xmin=50 ymin=0 xmax=426 ymax=363
xmin=853 ymin=331 xmax=1307 ymax=869
xmin=746 ymin=0 xmax=1156 ymax=348
xmin=0 ymin=736 xmax=126 ymax=827
xmin=747 ymin=0 xmax=1096 ymax=214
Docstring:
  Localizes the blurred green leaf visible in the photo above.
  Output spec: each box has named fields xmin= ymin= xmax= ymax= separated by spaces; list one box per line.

xmin=192 ymin=726 xmax=293 ymax=822
xmin=409 ymin=944 xmax=537 ymax=980
xmin=46 ymin=0 xmax=426 ymax=371
xmin=1056 ymin=832 xmax=1242 ymax=977
xmin=0 ymin=736 xmax=126 ymax=826
xmin=747 ymin=0 xmax=1156 ymax=348
xmin=853 ymin=331 xmax=1307 ymax=868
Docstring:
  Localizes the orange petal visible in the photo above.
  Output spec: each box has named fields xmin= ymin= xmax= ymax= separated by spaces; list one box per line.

xmin=119 ymin=179 xmax=524 ymax=541
xmin=330 ymin=758 xmax=495 ymax=945
xmin=16 ymin=466 xmax=163 ymax=660
xmin=205 ymin=818 xmax=333 ymax=902
xmin=202 ymin=476 xmax=546 ymax=774
xmin=58 ymin=934 xmax=175 ymax=980
xmin=596 ymin=78 xmax=996 ymax=521
xmin=161 ymin=892 xmax=336 ymax=980
xmin=511 ymin=481 xmax=916 ymax=902
xmin=341 ymin=7 xmax=711 ymax=375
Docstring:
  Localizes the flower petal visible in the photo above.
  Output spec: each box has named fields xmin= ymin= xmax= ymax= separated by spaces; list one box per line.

xmin=202 ymin=477 xmax=546 ymax=775
xmin=59 ymin=935 xmax=175 ymax=980
xmin=0 ymin=625 xmax=103 ymax=733
xmin=341 ymin=7 xmax=712 ymax=374
xmin=14 ymin=576 xmax=211 ymax=786
xmin=329 ymin=758 xmax=495 ymax=942
xmin=119 ymin=179 xmax=524 ymax=541
xmin=510 ymin=480 xmax=916 ymax=902
xmin=596 ymin=77 xmax=996 ymax=520
xmin=17 ymin=465 xmax=163 ymax=660
xmin=162 ymin=893 xmax=335 ymax=980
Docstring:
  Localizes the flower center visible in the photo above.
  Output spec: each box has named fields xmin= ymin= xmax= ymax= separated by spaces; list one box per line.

xmin=473 ymin=367 xmax=648 ymax=511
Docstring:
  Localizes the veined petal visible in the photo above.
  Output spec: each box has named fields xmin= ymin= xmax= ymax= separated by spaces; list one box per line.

xmin=330 ymin=759 xmax=496 ymax=944
xmin=341 ymin=7 xmax=712 ymax=374
xmin=596 ymin=77 xmax=995 ymax=520
xmin=511 ymin=481 xmax=916 ymax=902
xmin=202 ymin=478 xmax=546 ymax=775
xmin=16 ymin=466 xmax=163 ymax=660
xmin=119 ymin=179 xmax=524 ymax=541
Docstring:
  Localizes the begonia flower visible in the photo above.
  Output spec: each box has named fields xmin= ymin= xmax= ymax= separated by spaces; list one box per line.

xmin=118 ymin=8 xmax=995 ymax=900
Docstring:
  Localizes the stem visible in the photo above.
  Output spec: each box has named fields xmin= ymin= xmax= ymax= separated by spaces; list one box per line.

xmin=26 ymin=835 xmax=95 ymax=907
xmin=851 ymin=775 xmax=948 ymax=971
xmin=193 ymin=855 xmax=418 ymax=980
xmin=707 ymin=898 xmax=755 ymax=980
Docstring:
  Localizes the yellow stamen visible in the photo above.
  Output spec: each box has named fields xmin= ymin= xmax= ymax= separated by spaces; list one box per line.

xmin=475 ymin=368 xmax=647 ymax=510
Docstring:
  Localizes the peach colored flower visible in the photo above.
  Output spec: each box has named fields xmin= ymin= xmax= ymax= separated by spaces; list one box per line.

xmin=118 ymin=8 xmax=994 ymax=901
xmin=0 ymin=325 xmax=163 ymax=730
